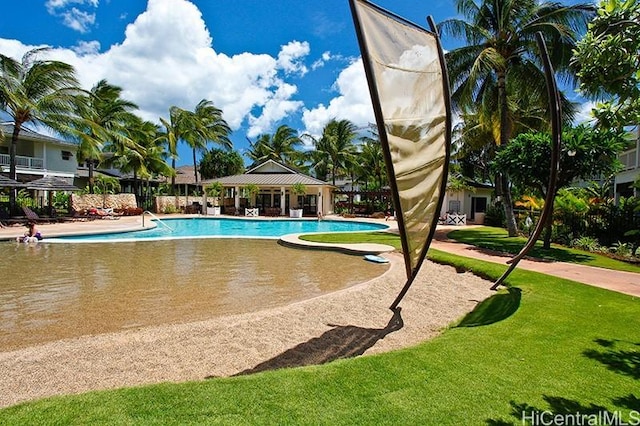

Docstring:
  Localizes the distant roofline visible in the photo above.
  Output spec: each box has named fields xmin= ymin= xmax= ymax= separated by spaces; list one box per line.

xmin=1 ymin=122 xmax=77 ymax=147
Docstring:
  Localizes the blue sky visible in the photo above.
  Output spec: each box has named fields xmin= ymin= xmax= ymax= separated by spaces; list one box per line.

xmin=0 ymin=0 xmax=590 ymax=166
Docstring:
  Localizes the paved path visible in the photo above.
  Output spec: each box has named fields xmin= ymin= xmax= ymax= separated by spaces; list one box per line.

xmin=0 ymin=215 xmax=148 ymax=240
xmin=431 ymin=227 xmax=640 ymax=298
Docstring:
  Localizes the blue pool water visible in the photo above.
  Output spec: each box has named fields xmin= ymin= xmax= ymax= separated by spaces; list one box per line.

xmin=51 ymin=218 xmax=389 ymax=242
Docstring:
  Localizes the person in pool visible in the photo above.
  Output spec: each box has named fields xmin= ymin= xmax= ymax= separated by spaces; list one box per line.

xmin=17 ymin=221 xmax=43 ymax=243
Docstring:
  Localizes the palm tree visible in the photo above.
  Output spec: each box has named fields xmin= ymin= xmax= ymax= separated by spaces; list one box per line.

xmin=0 ymin=48 xmax=80 ymax=212
xmin=305 ymin=148 xmax=330 ymax=182
xmin=110 ymin=115 xmax=171 ymax=199
xmin=246 ymin=125 xmax=302 ymax=166
xmin=315 ymin=119 xmax=358 ymax=186
xmin=181 ymin=99 xmax=231 ymax=184
xmin=60 ymin=79 xmax=138 ymax=193
xmin=158 ymin=106 xmax=185 ymax=191
xmin=158 ymin=101 xmax=231 ymax=191
xmin=439 ymin=0 xmax=594 ymax=235
xmin=359 ymin=139 xmax=387 ymax=190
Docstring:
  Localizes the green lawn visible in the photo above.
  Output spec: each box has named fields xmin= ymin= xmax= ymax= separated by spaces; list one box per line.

xmin=447 ymin=226 xmax=640 ymax=273
xmin=302 ymin=228 xmax=640 ymax=273
xmin=300 ymin=231 xmax=404 ymax=250
xmin=1 ymin=248 xmax=638 ymax=425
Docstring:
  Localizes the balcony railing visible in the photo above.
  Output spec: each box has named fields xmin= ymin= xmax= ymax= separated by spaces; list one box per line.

xmin=619 ymin=149 xmax=638 ymax=171
xmin=0 ymin=154 xmax=44 ymax=170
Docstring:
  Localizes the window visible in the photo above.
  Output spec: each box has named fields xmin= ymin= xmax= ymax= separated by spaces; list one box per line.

xmin=61 ymin=151 xmax=73 ymax=160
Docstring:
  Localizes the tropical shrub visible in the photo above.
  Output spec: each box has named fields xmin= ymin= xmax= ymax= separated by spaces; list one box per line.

xmin=610 ymin=241 xmax=631 ymax=257
xmin=52 ymin=192 xmax=70 ymax=212
xmin=163 ymin=204 xmax=179 ymax=214
xmin=571 ymin=236 xmax=601 ymax=252
xmin=484 ymin=203 xmax=505 ymax=227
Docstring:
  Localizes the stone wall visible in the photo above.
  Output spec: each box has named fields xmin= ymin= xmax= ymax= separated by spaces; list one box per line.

xmin=71 ymin=194 xmax=138 ymax=212
xmin=155 ymin=195 xmax=206 ymax=213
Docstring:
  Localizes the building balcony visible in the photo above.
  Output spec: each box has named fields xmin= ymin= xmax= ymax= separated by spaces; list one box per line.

xmin=0 ymin=154 xmax=44 ymax=170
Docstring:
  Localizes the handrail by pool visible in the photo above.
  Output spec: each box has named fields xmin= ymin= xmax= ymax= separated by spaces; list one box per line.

xmin=142 ymin=211 xmax=174 ymax=232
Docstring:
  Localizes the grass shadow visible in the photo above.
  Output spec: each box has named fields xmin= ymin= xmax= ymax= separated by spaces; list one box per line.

xmin=448 ymin=228 xmax=597 ymax=264
xmin=583 ymin=338 xmax=640 ymax=380
xmin=613 ymin=394 xmax=640 ymax=411
xmin=457 ymin=288 xmax=522 ymax=327
xmin=231 ymin=307 xmax=403 ymax=376
xmin=486 ymin=397 xmax=610 ymax=425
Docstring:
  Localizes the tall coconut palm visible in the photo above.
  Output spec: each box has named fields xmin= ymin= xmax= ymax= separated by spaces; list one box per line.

xmin=439 ymin=0 xmax=594 ymax=235
xmin=60 ymin=79 xmax=138 ymax=193
xmin=0 ymin=48 xmax=80 ymax=212
xmin=247 ymin=125 xmax=302 ymax=166
xmin=158 ymin=106 xmax=185 ymax=191
xmin=359 ymin=139 xmax=387 ymax=190
xmin=110 ymin=115 xmax=171 ymax=199
xmin=246 ymin=135 xmax=273 ymax=166
xmin=181 ymin=99 xmax=231 ymax=184
xmin=315 ymin=119 xmax=358 ymax=186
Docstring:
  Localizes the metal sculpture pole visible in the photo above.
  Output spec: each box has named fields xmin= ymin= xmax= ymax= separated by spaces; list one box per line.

xmin=491 ymin=32 xmax=562 ymax=290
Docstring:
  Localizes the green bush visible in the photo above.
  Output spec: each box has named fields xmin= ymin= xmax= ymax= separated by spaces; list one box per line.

xmin=610 ymin=241 xmax=631 ymax=257
xmin=52 ymin=192 xmax=70 ymax=212
xmin=571 ymin=236 xmax=601 ymax=252
xmin=484 ymin=203 xmax=505 ymax=227
xmin=163 ymin=204 xmax=179 ymax=214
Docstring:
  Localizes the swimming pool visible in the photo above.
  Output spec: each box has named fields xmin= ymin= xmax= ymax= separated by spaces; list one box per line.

xmin=50 ymin=218 xmax=389 ymax=242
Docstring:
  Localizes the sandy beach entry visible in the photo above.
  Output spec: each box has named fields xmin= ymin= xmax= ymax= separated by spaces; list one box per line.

xmin=0 ymin=253 xmax=492 ymax=408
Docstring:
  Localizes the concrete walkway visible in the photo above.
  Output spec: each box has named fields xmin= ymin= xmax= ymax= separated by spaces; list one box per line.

xmin=431 ymin=227 xmax=640 ymax=298
xmin=0 ymin=215 xmax=149 ymax=240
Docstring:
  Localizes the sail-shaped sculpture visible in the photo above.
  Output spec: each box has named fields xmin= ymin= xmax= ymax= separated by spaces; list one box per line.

xmin=349 ymin=0 xmax=452 ymax=309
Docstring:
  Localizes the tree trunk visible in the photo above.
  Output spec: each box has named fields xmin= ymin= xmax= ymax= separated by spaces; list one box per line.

xmin=133 ymin=170 xmax=139 ymax=199
xmin=88 ymin=160 xmax=95 ymax=194
xmin=171 ymin=158 xmax=176 ymax=195
xmin=501 ymin=174 xmax=518 ymax=237
xmin=497 ymin=69 xmax=518 ymax=237
xmin=192 ymin=148 xmax=198 ymax=185
xmin=8 ymin=123 xmax=21 ymax=215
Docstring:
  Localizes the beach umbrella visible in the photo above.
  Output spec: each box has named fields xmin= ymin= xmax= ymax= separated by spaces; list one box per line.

xmin=24 ymin=175 xmax=79 ymax=192
xmin=25 ymin=176 xmax=79 ymax=215
xmin=0 ymin=175 xmax=23 ymax=188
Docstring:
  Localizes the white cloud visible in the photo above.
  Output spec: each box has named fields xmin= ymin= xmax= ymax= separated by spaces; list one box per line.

xmin=311 ymin=51 xmax=332 ymax=70
xmin=46 ymin=0 xmax=99 ymax=33
xmin=46 ymin=0 xmax=99 ymax=13
xmin=72 ymin=40 xmax=101 ymax=55
xmin=61 ymin=8 xmax=96 ymax=33
xmin=2 ymin=0 xmax=383 ymax=157
xmin=1 ymin=0 xmax=309 ymax=143
xmin=277 ymin=41 xmax=310 ymax=76
xmin=301 ymin=58 xmax=374 ymax=144
xmin=247 ymin=83 xmax=303 ymax=137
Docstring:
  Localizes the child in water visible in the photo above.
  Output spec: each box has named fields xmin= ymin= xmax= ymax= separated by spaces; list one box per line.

xmin=17 ymin=221 xmax=43 ymax=243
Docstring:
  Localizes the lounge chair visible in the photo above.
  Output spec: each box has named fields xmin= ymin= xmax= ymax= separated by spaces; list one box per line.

xmin=22 ymin=206 xmax=61 ymax=223
xmin=88 ymin=207 xmax=122 ymax=219
xmin=0 ymin=209 xmax=25 ymax=227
